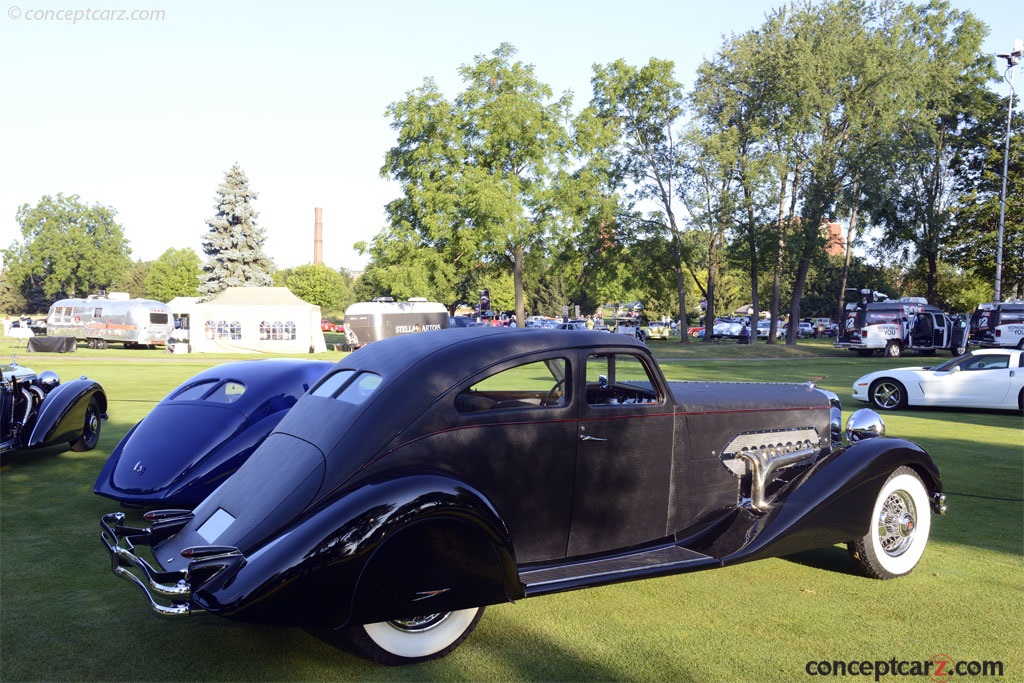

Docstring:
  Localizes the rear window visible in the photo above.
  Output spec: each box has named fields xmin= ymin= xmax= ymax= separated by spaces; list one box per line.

xmin=171 ymin=379 xmax=246 ymax=403
xmin=311 ymin=370 xmax=382 ymax=405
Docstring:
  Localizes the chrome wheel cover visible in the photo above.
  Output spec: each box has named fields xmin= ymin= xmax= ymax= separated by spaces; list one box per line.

xmin=872 ymin=382 xmax=902 ymax=409
xmin=877 ymin=489 xmax=917 ymax=557
xmin=387 ymin=612 xmax=450 ymax=633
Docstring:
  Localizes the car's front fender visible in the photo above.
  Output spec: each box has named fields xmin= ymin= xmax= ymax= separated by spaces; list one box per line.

xmin=27 ymin=378 xmax=105 ymax=448
xmin=185 ymin=474 xmax=517 ymax=627
xmin=719 ymin=437 xmax=942 ymax=566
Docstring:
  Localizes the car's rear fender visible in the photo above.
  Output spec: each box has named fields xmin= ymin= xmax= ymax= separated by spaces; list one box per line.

xmin=27 ymin=378 xmax=105 ymax=448
xmin=717 ymin=437 xmax=942 ymax=565
xmin=189 ymin=475 xmax=517 ymax=627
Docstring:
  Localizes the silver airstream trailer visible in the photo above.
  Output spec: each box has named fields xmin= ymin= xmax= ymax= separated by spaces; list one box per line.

xmin=46 ymin=294 xmax=173 ymax=349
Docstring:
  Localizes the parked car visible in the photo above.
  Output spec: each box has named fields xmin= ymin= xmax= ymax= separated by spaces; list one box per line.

xmin=712 ymin=318 xmax=744 ymax=339
xmin=645 ymin=321 xmax=670 ymax=340
xmin=798 ymin=322 xmax=815 ymax=338
xmin=756 ymin=320 xmax=785 ymax=340
xmin=102 ymin=328 xmax=945 ymax=665
xmin=687 ymin=325 xmax=705 ymax=338
xmin=321 ymin=319 xmax=343 ymax=333
xmin=852 ymin=349 xmax=1024 ymax=412
xmin=94 ymin=360 xmax=334 ymax=508
xmin=1 ymin=361 xmax=106 ymax=455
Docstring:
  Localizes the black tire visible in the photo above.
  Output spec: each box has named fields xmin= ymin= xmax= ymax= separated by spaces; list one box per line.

xmin=848 ymin=467 xmax=931 ymax=579
xmin=883 ymin=340 xmax=902 ymax=358
xmin=70 ymin=397 xmax=101 ymax=452
xmin=869 ymin=378 xmax=907 ymax=410
xmin=345 ymin=607 xmax=484 ymax=665
xmin=951 ymin=345 xmax=966 ymax=356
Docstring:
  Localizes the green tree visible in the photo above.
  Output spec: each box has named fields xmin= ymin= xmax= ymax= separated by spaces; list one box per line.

xmin=111 ymin=260 xmax=150 ymax=298
xmin=145 ymin=248 xmax=201 ymax=302
xmin=380 ymin=43 xmax=574 ymax=326
xmin=947 ymin=92 xmax=1024 ymax=300
xmin=862 ymin=0 xmax=995 ymax=304
xmin=3 ymin=193 xmax=132 ymax=307
xmin=283 ymin=263 xmax=352 ymax=311
xmin=588 ymin=58 xmax=693 ymax=342
xmin=0 ymin=268 xmax=28 ymax=313
xmin=198 ymin=164 xmax=273 ymax=298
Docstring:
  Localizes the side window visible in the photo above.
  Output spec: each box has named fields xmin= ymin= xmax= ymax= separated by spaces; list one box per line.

xmin=455 ymin=358 xmax=568 ymax=413
xmin=964 ymin=356 xmax=1009 ymax=371
xmin=585 ymin=353 xmax=659 ymax=406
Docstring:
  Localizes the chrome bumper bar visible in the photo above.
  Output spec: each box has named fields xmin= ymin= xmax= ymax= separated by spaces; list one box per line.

xmin=100 ymin=512 xmax=197 ymax=616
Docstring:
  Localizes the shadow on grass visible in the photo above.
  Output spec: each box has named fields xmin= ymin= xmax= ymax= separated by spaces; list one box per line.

xmin=781 ymin=545 xmax=861 ymax=577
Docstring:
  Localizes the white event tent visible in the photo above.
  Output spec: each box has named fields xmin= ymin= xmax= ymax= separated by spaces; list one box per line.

xmin=182 ymin=287 xmax=327 ymax=354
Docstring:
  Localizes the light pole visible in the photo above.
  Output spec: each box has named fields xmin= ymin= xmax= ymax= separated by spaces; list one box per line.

xmin=995 ymin=39 xmax=1023 ymax=303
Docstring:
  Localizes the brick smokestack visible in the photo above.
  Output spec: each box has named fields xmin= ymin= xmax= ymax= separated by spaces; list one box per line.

xmin=314 ymin=207 xmax=323 ymax=265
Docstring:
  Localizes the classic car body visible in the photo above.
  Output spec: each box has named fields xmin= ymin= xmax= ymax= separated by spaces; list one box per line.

xmin=102 ymin=328 xmax=945 ymax=665
xmin=1 ymin=361 xmax=106 ymax=454
xmin=852 ymin=349 xmax=1024 ymax=412
xmin=645 ymin=321 xmax=670 ymax=340
xmin=94 ymin=359 xmax=334 ymax=507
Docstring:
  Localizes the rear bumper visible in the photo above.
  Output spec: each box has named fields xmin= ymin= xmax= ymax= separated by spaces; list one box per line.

xmin=100 ymin=511 xmax=199 ymax=616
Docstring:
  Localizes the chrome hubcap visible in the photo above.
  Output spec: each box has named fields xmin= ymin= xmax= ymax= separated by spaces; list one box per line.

xmin=388 ymin=612 xmax=450 ymax=633
xmin=877 ymin=490 xmax=917 ymax=556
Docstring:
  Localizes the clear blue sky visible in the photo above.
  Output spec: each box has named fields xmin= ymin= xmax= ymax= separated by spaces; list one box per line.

xmin=0 ymin=0 xmax=1018 ymax=272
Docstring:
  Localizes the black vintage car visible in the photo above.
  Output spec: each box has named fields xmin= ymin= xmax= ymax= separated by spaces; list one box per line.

xmin=1 ymin=360 xmax=106 ymax=455
xmin=102 ymin=328 xmax=945 ymax=665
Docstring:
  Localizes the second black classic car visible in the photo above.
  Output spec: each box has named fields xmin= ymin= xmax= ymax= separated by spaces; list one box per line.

xmin=2 ymin=360 xmax=106 ymax=455
xmin=94 ymin=359 xmax=334 ymax=507
xmin=102 ymin=328 xmax=945 ymax=664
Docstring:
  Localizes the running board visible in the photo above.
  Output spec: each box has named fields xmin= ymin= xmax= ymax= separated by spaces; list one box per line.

xmin=520 ymin=544 xmax=720 ymax=596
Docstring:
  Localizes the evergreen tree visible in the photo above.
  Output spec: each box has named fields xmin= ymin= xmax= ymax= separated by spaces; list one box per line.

xmin=198 ymin=164 xmax=273 ymax=298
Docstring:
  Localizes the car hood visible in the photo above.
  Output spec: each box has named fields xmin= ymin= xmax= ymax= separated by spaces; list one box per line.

xmin=109 ymin=404 xmax=249 ymax=494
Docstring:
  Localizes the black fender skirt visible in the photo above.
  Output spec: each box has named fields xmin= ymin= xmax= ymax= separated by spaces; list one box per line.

xmin=190 ymin=475 xmax=518 ymax=627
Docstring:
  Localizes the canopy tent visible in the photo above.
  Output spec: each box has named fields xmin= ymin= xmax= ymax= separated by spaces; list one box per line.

xmin=186 ymin=287 xmax=327 ymax=354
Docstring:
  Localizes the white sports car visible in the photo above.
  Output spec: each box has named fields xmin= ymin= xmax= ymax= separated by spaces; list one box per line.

xmin=852 ymin=349 xmax=1024 ymax=412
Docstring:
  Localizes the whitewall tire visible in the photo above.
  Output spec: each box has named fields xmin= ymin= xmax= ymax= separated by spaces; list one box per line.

xmin=347 ymin=607 xmax=484 ymax=665
xmin=849 ymin=467 xmax=931 ymax=579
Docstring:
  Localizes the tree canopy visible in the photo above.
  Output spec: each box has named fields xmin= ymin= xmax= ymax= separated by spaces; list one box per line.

xmin=2 ymin=193 xmax=132 ymax=310
xmin=145 ymin=248 xmax=202 ymax=302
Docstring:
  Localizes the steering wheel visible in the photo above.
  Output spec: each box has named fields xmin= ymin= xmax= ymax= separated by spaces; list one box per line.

xmin=543 ymin=379 xmax=566 ymax=406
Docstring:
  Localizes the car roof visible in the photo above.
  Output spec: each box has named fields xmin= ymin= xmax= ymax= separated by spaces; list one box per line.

xmin=340 ymin=327 xmax=645 ymax=378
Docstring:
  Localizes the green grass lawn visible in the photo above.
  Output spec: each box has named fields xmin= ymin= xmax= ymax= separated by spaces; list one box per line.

xmin=1 ymin=338 xmax=1021 ymax=681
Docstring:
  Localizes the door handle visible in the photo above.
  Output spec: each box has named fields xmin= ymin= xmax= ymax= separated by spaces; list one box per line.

xmin=580 ymin=434 xmax=608 ymax=442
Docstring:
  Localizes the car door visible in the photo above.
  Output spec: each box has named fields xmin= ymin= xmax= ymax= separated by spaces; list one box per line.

xmin=567 ymin=350 xmax=675 ymax=558
xmin=446 ymin=353 xmax=578 ymax=564
xmin=922 ymin=354 xmax=1013 ymax=406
